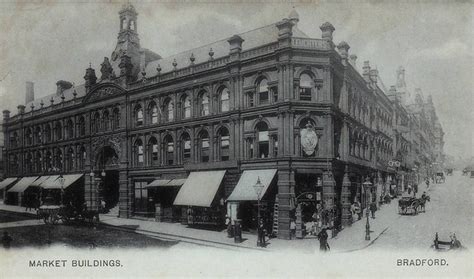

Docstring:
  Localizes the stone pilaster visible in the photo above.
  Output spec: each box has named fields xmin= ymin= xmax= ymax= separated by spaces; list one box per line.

xmin=341 ymin=170 xmax=352 ymax=226
xmin=277 ymin=168 xmax=294 ymax=240
xmin=322 ymin=171 xmax=336 ymax=209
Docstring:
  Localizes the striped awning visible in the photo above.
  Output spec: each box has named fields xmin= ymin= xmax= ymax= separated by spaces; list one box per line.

xmin=38 ymin=175 xmax=60 ymax=189
xmin=145 ymin=179 xmax=171 ymax=188
xmin=173 ymin=171 xmax=226 ymax=207
xmin=227 ymin=169 xmax=277 ymax=201
xmin=166 ymin=179 xmax=187 ymax=187
xmin=0 ymin=178 xmax=19 ymax=190
xmin=30 ymin=176 xmax=50 ymax=187
xmin=43 ymin=174 xmax=83 ymax=189
xmin=7 ymin=177 xmax=39 ymax=193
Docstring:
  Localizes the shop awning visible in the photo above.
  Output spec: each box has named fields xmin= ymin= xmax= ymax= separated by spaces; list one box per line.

xmin=227 ymin=169 xmax=277 ymax=201
xmin=43 ymin=174 xmax=83 ymax=189
xmin=30 ymin=176 xmax=50 ymax=187
xmin=38 ymin=175 xmax=60 ymax=189
xmin=0 ymin=178 xmax=19 ymax=190
xmin=145 ymin=179 xmax=171 ymax=188
xmin=173 ymin=170 xmax=226 ymax=207
xmin=7 ymin=177 xmax=39 ymax=193
xmin=166 ymin=179 xmax=187 ymax=187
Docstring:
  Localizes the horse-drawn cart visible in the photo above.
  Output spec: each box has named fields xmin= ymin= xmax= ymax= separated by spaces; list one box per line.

xmin=37 ymin=204 xmax=99 ymax=225
xmin=398 ymin=197 xmax=420 ymax=215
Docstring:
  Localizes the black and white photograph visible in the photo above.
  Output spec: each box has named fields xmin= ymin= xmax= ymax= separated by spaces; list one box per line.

xmin=0 ymin=0 xmax=472 ymax=278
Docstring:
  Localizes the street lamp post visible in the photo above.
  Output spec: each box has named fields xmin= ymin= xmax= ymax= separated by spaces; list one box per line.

xmin=362 ymin=178 xmax=373 ymax=241
xmin=58 ymin=175 xmax=66 ymax=206
xmin=253 ymin=177 xmax=264 ymax=246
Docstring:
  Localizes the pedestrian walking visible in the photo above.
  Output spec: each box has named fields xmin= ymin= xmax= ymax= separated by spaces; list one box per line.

xmin=257 ymin=219 xmax=266 ymax=247
xmin=369 ymin=201 xmax=377 ymax=219
xmin=290 ymin=219 xmax=296 ymax=239
xmin=2 ymin=232 xmax=13 ymax=249
xmin=317 ymin=227 xmax=329 ymax=252
xmin=225 ymin=215 xmax=233 ymax=238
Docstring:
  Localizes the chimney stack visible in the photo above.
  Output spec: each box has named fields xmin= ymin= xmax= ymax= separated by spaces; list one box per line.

xmin=370 ymin=69 xmax=378 ymax=84
xmin=349 ymin=54 xmax=357 ymax=68
xmin=362 ymin=61 xmax=371 ymax=82
xmin=25 ymin=81 xmax=34 ymax=104
xmin=2 ymin=110 xmax=10 ymax=121
xmin=56 ymin=80 xmax=73 ymax=96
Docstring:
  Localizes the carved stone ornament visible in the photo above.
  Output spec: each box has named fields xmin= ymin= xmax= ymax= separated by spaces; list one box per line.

xmin=100 ymin=57 xmax=114 ymax=80
xmin=89 ymin=87 xmax=121 ymax=102
xmin=300 ymin=122 xmax=318 ymax=156
xmin=91 ymin=135 xmax=123 ymax=164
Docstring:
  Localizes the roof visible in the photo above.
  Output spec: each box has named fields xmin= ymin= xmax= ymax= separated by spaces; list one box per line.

xmin=145 ymin=23 xmax=309 ymax=76
xmin=21 ymin=84 xmax=87 ymax=115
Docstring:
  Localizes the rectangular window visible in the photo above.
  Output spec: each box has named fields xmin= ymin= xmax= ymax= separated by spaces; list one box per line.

xmin=138 ymin=145 xmax=144 ymax=163
xmin=167 ymin=142 xmax=174 ymax=165
xmin=134 ymin=181 xmax=149 ymax=216
xmin=272 ymin=88 xmax=278 ymax=102
xmin=202 ymin=139 xmax=210 ymax=162
xmin=299 ymin=88 xmax=312 ymax=101
xmin=184 ymin=140 xmax=191 ymax=161
xmin=273 ymin=138 xmax=278 ymax=157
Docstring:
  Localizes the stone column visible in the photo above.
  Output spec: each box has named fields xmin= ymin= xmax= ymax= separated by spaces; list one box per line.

xmin=277 ymin=168 xmax=294 ymax=240
xmin=322 ymin=171 xmax=336 ymax=209
xmin=341 ymin=169 xmax=352 ymax=226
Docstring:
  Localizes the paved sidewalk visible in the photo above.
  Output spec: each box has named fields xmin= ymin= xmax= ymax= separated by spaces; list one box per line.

xmin=0 ymin=197 xmax=403 ymax=253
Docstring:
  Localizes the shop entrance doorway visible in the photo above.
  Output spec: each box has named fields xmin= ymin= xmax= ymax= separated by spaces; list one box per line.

xmin=95 ymin=146 xmax=120 ymax=212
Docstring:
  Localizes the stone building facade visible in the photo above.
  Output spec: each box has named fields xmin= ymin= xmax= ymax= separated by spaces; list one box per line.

xmin=1 ymin=4 xmax=443 ymax=239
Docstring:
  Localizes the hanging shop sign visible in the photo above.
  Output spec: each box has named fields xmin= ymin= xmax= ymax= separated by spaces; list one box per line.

xmin=300 ymin=124 xmax=318 ymax=156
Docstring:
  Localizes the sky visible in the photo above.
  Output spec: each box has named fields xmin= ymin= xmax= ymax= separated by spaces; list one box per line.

xmin=0 ymin=0 xmax=472 ymax=160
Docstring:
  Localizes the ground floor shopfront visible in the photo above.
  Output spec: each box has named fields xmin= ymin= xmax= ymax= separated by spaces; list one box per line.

xmin=1 ymin=161 xmax=408 ymax=240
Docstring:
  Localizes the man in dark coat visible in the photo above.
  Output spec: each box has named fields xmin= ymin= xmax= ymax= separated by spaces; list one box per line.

xmin=2 ymin=232 xmax=13 ymax=249
xmin=317 ymin=227 xmax=329 ymax=251
xmin=369 ymin=202 xmax=377 ymax=219
xmin=257 ymin=219 xmax=266 ymax=247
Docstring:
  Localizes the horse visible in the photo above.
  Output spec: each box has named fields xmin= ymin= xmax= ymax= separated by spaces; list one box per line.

xmin=417 ymin=195 xmax=430 ymax=213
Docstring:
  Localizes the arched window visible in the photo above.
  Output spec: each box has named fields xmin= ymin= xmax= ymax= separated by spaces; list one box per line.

xmin=103 ymin=111 xmax=110 ymax=131
xmin=135 ymin=139 xmax=144 ymax=165
xmin=45 ymin=125 xmax=52 ymax=143
xmin=112 ymin=108 xmax=120 ymax=130
xmin=135 ymin=105 xmax=143 ymax=126
xmin=182 ymin=95 xmax=191 ymax=119
xmin=79 ymin=146 xmax=86 ymax=170
xmin=45 ymin=151 xmax=53 ymax=171
xmin=200 ymin=91 xmax=210 ymax=116
xmin=164 ymin=99 xmax=174 ymax=122
xmin=54 ymin=149 xmax=63 ymax=170
xmin=26 ymin=153 xmax=33 ymax=173
xmin=34 ymin=127 xmax=42 ymax=144
xmin=257 ymin=78 xmax=269 ymax=105
xmin=148 ymin=137 xmax=159 ymax=165
xmin=149 ymin=102 xmax=159 ymax=124
xmin=199 ymin=130 xmax=210 ymax=162
xmin=66 ymin=147 xmax=74 ymax=171
xmin=25 ymin=128 xmax=33 ymax=146
xmin=299 ymin=73 xmax=313 ymax=101
xmin=163 ymin=135 xmax=174 ymax=165
xmin=66 ymin=119 xmax=74 ymax=139
xmin=54 ymin=122 xmax=63 ymax=140
xmin=92 ymin=112 xmax=101 ymax=133
xmin=218 ymin=127 xmax=230 ymax=161
xmin=220 ymin=88 xmax=230 ymax=112
xmin=78 ymin=116 xmax=86 ymax=136
xmin=35 ymin=151 xmax=42 ymax=173
xmin=181 ymin=133 xmax=191 ymax=163
xmin=256 ymin=122 xmax=269 ymax=158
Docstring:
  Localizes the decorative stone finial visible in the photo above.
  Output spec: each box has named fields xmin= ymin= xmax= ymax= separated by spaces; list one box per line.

xmin=61 ymin=93 xmax=65 ymax=102
xmin=172 ymin=59 xmax=177 ymax=69
xmin=288 ymin=8 xmax=299 ymax=24
xmin=337 ymin=41 xmax=350 ymax=59
xmin=209 ymin=48 xmax=214 ymax=60
xmin=40 ymin=99 xmax=44 ymax=108
xmin=50 ymin=96 xmax=54 ymax=105
xmin=73 ymin=88 xmax=77 ymax=98
xmin=30 ymin=103 xmax=35 ymax=110
xmin=320 ymin=22 xmax=335 ymax=42
xmin=156 ymin=64 xmax=161 ymax=74
xmin=190 ymin=53 xmax=195 ymax=64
